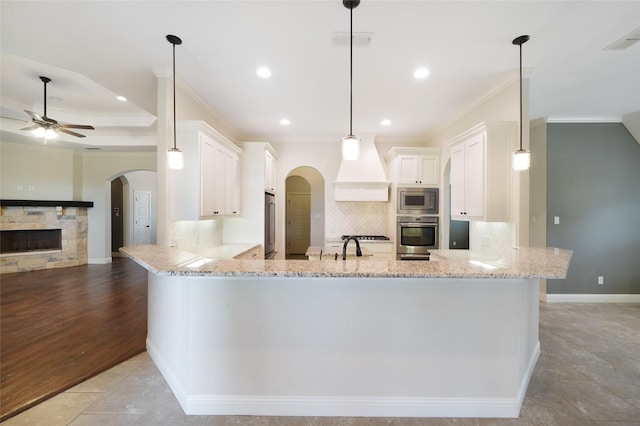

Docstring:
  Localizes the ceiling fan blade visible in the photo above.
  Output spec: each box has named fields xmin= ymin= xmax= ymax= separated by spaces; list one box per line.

xmin=61 ymin=124 xmax=95 ymax=130
xmin=0 ymin=115 xmax=29 ymax=123
xmin=20 ymin=124 xmax=42 ymax=131
xmin=58 ymin=128 xmax=86 ymax=138
xmin=24 ymin=110 xmax=44 ymax=122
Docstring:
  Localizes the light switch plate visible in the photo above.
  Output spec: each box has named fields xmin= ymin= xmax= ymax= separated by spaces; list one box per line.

xmin=554 ymin=216 xmax=560 ymax=225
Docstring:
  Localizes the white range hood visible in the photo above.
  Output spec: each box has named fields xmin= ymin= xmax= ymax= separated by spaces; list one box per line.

xmin=333 ymin=135 xmax=390 ymax=201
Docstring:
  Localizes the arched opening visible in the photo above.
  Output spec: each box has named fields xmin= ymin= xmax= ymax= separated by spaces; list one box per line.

xmin=285 ymin=167 xmax=325 ymax=259
xmin=108 ymin=170 xmax=157 ymax=257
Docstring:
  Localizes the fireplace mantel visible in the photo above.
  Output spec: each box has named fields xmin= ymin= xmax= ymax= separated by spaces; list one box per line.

xmin=0 ymin=199 xmax=93 ymax=208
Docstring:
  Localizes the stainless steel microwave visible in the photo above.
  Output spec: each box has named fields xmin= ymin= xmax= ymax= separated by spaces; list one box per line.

xmin=397 ymin=187 xmax=438 ymax=215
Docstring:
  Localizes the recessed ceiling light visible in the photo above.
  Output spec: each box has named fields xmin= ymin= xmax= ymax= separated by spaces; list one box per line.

xmin=380 ymin=119 xmax=391 ymax=126
xmin=280 ymin=118 xmax=290 ymax=126
xmin=116 ymin=95 xmax=127 ymax=102
xmin=256 ymin=67 xmax=272 ymax=78
xmin=414 ymin=67 xmax=430 ymax=79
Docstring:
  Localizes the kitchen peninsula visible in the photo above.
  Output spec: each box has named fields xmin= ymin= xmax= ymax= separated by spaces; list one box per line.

xmin=120 ymin=245 xmax=571 ymax=419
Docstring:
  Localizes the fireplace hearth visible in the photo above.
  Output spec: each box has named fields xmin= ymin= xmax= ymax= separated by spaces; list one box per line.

xmin=1 ymin=229 xmax=62 ymax=254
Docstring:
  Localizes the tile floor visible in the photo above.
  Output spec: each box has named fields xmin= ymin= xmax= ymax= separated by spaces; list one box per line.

xmin=3 ymin=302 xmax=639 ymax=426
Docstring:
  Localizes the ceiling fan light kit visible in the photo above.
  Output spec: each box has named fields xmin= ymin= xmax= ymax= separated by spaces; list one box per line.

xmin=16 ymin=76 xmax=95 ymax=143
xmin=167 ymin=34 xmax=184 ymax=170
xmin=341 ymin=0 xmax=361 ymax=161
xmin=512 ymin=34 xmax=531 ymax=171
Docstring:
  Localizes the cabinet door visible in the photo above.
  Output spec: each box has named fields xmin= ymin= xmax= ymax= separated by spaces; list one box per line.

xmin=464 ymin=134 xmax=485 ymax=218
xmin=419 ymin=156 xmax=439 ymax=185
xmin=265 ymin=151 xmax=276 ymax=193
xmin=397 ymin=156 xmax=419 ymax=184
xmin=225 ymin=152 xmax=240 ymax=215
xmin=200 ymin=137 xmax=218 ymax=217
xmin=450 ymin=144 xmax=466 ymax=217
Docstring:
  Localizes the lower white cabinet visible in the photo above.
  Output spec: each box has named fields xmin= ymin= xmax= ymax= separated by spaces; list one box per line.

xmin=359 ymin=241 xmax=393 ymax=261
xmin=172 ymin=121 xmax=242 ymax=220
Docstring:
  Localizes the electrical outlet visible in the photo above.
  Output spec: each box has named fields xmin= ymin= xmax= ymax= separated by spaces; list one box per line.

xmin=554 ymin=216 xmax=560 ymax=225
xmin=28 ymin=185 xmax=35 ymax=191
xmin=16 ymin=185 xmax=23 ymax=191
xmin=598 ymin=276 xmax=604 ymax=285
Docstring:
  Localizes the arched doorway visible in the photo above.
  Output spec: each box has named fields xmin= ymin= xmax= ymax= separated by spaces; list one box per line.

xmin=108 ymin=170 xmax=157 ymax=257
xmin=285 ymin=167 xmax=325 ymax=259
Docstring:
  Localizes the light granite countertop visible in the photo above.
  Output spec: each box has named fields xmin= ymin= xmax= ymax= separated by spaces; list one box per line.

xmin=120 ymin=244 xmax=572 ymax=279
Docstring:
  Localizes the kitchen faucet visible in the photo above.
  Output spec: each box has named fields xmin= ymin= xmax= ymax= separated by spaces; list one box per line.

xmin=342 ymin=236 xmax=362 ymax=260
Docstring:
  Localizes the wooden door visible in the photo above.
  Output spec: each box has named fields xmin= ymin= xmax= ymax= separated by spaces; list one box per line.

xmin=286 ymin=193 xmax=310 ymax=258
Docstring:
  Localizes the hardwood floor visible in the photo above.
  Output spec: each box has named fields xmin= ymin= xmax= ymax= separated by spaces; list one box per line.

xmin=0 ymin=258 xmax=148 ymax=421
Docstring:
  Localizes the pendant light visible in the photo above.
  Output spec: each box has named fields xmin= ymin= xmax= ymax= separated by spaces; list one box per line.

xmin=512 ymin=35 xmax=530 ymax=171
xmin=166 ymin=34 xmax=184 ymax=170
xmin=342 ymin=0 xmax=360 ymax=161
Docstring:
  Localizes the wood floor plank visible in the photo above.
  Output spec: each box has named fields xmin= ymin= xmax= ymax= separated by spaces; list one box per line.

xmin=0 ymin=258 xmax=148 ymax=421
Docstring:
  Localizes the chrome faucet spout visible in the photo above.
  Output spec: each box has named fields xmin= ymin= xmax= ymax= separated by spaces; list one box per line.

xmin=342 ymin=236 xmax=362 ymax=260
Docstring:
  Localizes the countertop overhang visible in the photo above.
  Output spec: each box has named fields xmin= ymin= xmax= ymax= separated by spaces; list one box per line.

xmin=120 ymin=245 xmax=572 ymax=279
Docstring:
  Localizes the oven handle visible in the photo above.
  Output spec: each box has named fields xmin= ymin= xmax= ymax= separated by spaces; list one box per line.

xmin=398 ymin=253 xmax=431 ymax=261
xmin=398 ymin=223 xmax=437 ymax=227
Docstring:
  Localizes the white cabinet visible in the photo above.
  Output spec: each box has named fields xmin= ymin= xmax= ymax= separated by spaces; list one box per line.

xmin=448 ymin=122 xmax=516 ymax=222
xmin=385 ymin=148 xmax=440 ymax=186
xmin=358 ymin=241 xmax=393 ymax=261
xmin=233 ymin=245 xmax=263 ymax=260
xmin=265 ymin=149 xmax=277 ymax=193
xmin=172 ymin=121 xmax=242 ymax=220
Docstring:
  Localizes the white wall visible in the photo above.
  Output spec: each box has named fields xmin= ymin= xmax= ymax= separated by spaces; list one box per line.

xmin=0 ymin=141 xmax=78 ymax=199
xmin=82 ymin=151 xmax=156 ymax=263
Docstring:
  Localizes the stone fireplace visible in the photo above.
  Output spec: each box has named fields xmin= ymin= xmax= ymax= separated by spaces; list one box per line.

xmin=0 ymin=200 xmax=93 ymax=274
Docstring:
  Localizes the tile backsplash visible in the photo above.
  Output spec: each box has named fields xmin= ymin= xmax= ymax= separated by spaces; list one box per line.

xmin=469 ymin=221 xmax=516 ymax=257
xmin=325 ymin=201 xmax=388 ymax=238
xmin=171 ymin=219 xmax=223 ymax=252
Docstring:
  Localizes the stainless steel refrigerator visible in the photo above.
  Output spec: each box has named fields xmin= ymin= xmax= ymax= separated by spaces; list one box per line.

xmin=264 ymin=192 xmax=276 ymax=258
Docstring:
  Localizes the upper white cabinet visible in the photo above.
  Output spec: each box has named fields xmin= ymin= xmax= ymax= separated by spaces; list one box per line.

xmin=172 ymin=121 xmax=242 ymax=220
xmin=385 ymin=147 xmax=440 ymax=186
xmin=447 ymin=122 xmax=516 ymax=222
xmin=265 ymin=149 xmax=277 ymax=193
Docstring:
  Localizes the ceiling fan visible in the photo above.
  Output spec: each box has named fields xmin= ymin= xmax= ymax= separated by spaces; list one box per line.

xmin=1 ymin=76 xmax=94 ymax=141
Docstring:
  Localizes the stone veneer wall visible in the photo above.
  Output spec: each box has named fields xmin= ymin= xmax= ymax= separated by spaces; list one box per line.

xmin=0 ymin=206 xmax=88 ymax=273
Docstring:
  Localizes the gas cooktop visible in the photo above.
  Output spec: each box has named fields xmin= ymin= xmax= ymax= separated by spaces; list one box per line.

xmin=340 ymin=235 xmax=390 ymax=241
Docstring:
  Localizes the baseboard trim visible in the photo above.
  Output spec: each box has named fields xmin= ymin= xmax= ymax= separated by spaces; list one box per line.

xmin=184 ymin=394 xmax=522 ymax=418
xmin=146 ymin=338 xmax=188 ymax=413
xmin=88 ymin=257 xmax=112 ymax=265
xmin=546 ymin=294 xmax=640 ymax=303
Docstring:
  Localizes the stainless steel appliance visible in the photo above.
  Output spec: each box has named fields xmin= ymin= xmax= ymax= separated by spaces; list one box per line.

xmin=397 ymin=187 xmax=438 ymax=215
xmin=396 ymin=215 xmax=438 ymax=260
xmin=264 ymin=192 xmax=276 ymax=258
xmin=340 ymin=235 xmax=390 ymax=241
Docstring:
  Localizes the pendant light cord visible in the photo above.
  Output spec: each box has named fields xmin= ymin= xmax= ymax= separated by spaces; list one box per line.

xmin=172 ymin=41 xmax=177 ymax=151
xmin=349 ymin=5 xmax=353 ymax=137
xmin=518 ymin=41 xmax=523 ymax=151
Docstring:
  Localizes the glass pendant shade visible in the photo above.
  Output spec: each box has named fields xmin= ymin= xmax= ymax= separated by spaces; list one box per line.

xmin=167 ymin=147 xmax=184 ymax=170
xmin=513 ymin=149 xmax=530 ymax=171
xmin=32 ymin=127 xmax=58 ymax=139
xmin=342 ymin=135 xmax=360 ymax=161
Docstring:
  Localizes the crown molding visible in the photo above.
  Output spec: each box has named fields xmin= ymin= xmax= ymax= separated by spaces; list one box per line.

xmin=546 ymin=116 xmax=623 ymax=123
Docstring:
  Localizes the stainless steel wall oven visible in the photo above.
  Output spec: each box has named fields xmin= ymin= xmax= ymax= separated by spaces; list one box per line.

xmin=396 ymin=215 xmax=438 ymax=260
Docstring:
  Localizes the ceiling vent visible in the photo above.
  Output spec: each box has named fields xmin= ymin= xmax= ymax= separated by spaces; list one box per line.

xmin=332 ymin=32 xmax=373 ymax=47
xmin=603 ymin=27 xmax=640 ymax=50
